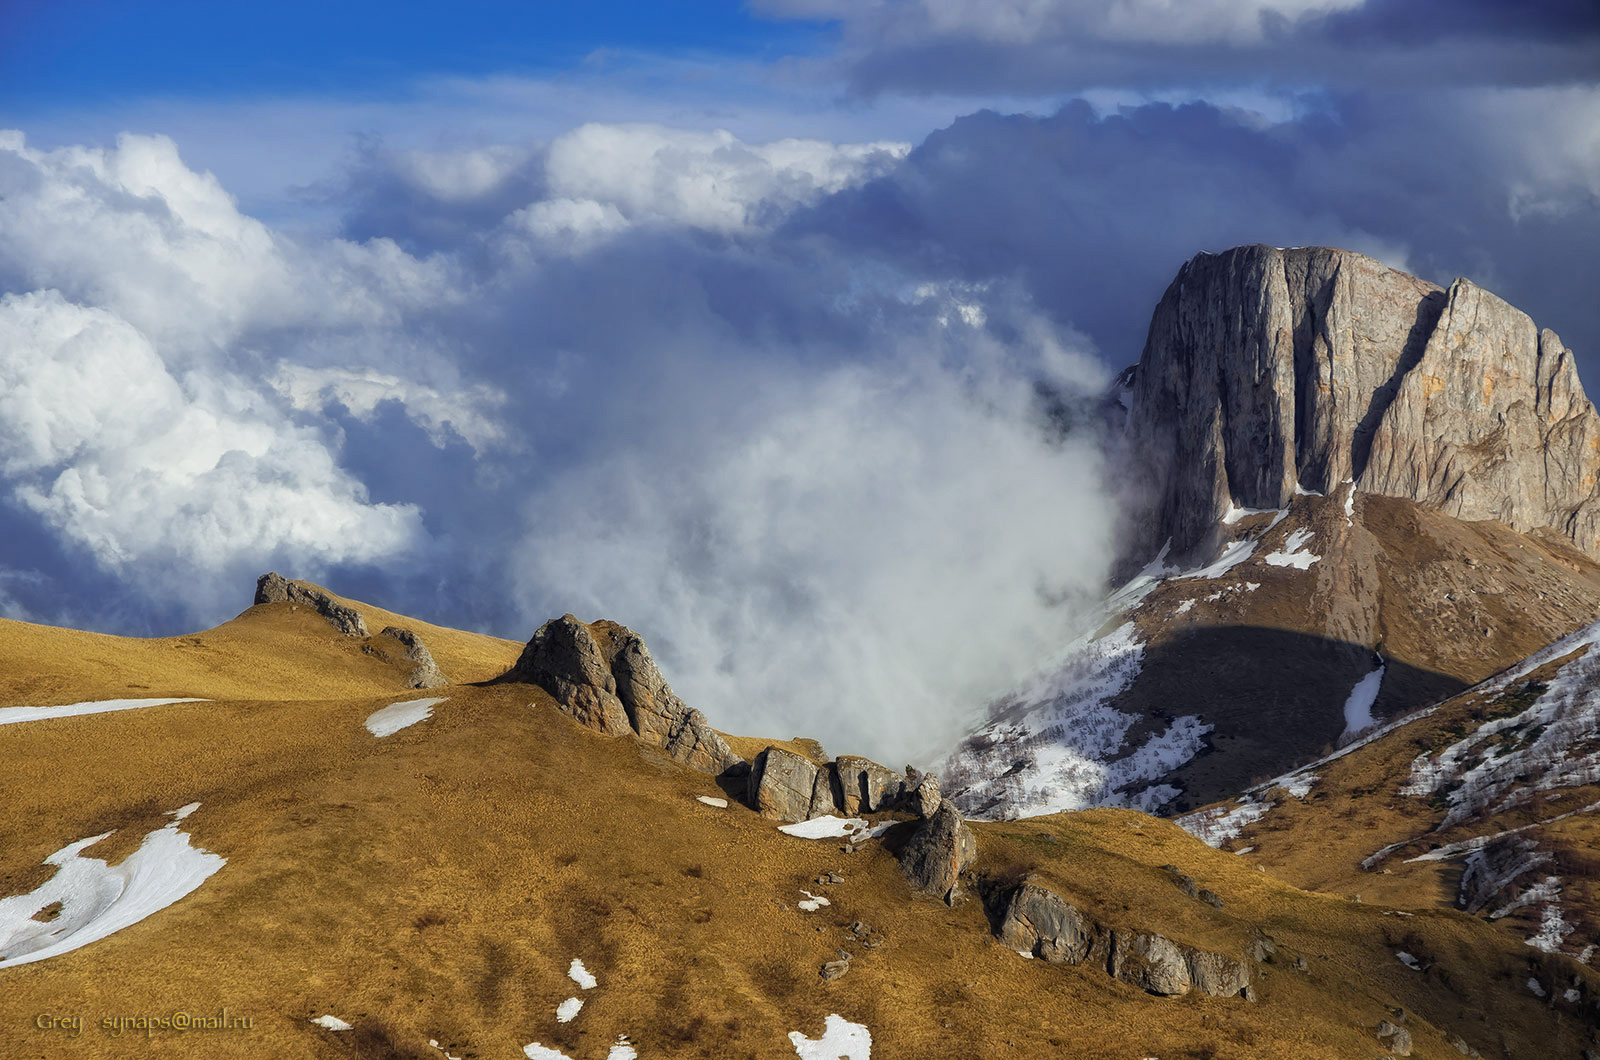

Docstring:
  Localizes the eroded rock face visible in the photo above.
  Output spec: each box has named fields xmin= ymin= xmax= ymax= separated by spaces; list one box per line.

xmin=378 ymin=626 xmax=448 ymax=689
xmin=607 ymin=627 xmax=743 ymax=775
xmin=506 ymin=615 xmax=632 ymax=735
xmin=898 ymin=798 xmax=977 ymax=904
xmin=254 ymin=572 xmax=370 ymax=637
xmin=834 ymin=756 xmax=908 ymax=815
xmin=750 ymin=747 xmax=820 ymax=822
xmin=1127 ymin=245 xmax=1600 ymax=563
xmin=997 ymin=877 xmax=1253 ymax=999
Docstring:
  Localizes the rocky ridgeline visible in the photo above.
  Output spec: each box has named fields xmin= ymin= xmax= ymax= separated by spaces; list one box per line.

xmin=1127 ymin=245 xmax=1600 ymax=563
xmin=253 ymin=573 xmax=448 ymax=689
xmin=994 ymin=877 xmax=1254 ymax=1000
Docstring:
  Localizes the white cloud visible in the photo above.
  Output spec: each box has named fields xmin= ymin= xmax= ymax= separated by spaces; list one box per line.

xmin=542 ymin=123 xmax=910 ymax=233
xmin=0 ymin=290 xmax=420 ymax=579
xmin=271 ymin=364 xmax=510 ymax=455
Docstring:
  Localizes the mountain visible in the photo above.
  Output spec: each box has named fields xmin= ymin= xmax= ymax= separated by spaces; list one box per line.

xmin=3 ymin=578 xmax=1593 ymax=1059
xmin=943 ymin=246 xmax=1600 ymax=818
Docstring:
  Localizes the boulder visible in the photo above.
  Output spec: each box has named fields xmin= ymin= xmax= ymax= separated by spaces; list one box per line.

xmin=898 ymin=798 xmax=977 ymax=904
xmin=504 ymin=615 xmax=631 ymax=736
xmin=749 ymin=747 xmax=820 ymax=822
xmin=997 ymin=880 xmax=1097 ymax=964
xmin=1111 ymin=931 xmax=1192 ymax=996
xmin=834 ymin=756 xmax=908 ymax=815
xmin=909 ymin=771 xmax=942 ymax=818
xmin=607 ymin=627 xmax=743 ymax=775
xmin=808 ymin=764 xmax=844 ymax=819
xmin=1185 ymin=949 xmax=1253 ymax=998
xmin=1125 ymin=245 xmax=1600 ymax=564
xmin=1376 ymin=1020 xmax=1413 ymax=1057
xmin=378 ymin=626 xmax=448 ymax=689
xmin=254 ymin=572 xmax=369 ymax=637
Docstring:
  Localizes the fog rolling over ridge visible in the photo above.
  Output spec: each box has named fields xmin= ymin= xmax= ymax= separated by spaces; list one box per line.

xmin=517 ymin=334 xmax=1122 ymax=769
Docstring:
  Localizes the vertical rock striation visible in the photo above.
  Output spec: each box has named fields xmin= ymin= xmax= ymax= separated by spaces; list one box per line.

xmin=1127 ymin=245 xmax=1600 ymax=563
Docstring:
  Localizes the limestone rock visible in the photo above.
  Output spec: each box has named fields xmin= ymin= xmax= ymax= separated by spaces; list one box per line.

xmin=898 ymin=798 xmax=977 ymax=904
xmin=504 ymin=615 xmax=631 ymax=736
xmin=997 ymin=880 xmax=1098 ymax=964
xmin=808 ymin=763 xmax=844 ymax=819
xmin=254 ymin=572 xmax=370 ymax=637
xmin=378 ymin=626 xmax=447 ymax=689
xmin=1125 ymin=245 xmax=1600 ymax=564
xmin=1185 ymin=949 xmax=1253 ymax=998
xmin=1376 ymin=1020 xmax=1413 ymax=1057
xmin=749 ymin=747 xmax=820 ymax=822
xmin=834 ymin=756 xmax=908 ymax=815
xmin=1111 ymin=931 xmax=1192 ymax=996
xmin=909 ymin=771 xmax=942 ymax=818
xmin=606 ymin=627 xmax=743 ymax=775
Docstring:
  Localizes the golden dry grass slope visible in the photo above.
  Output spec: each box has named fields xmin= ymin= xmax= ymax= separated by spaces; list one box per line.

xmin=1 ymin=584 xmax=1596 ymax=1059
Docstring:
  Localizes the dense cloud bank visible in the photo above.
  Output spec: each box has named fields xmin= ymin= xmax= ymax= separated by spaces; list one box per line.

xmin=1 ymin=76 xmax=1595 ymax=761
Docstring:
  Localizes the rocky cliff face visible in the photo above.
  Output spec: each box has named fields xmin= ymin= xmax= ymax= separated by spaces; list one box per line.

xmin=1127 ymin=245 xmax=1600 ymax=563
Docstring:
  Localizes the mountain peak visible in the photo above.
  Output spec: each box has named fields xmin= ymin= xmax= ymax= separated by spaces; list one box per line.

xmin=1125 ymin=245 xmax=1596 ymax=564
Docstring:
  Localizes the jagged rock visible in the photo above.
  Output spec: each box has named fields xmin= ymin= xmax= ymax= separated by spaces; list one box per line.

xmin=606 ymin=627 xmax=743 ymax=775
xmin=254 ymin=572 xmax=370 ymax=637
xmin=504 ymin=615 xmax=631 ymax=736
xmin=898 ymin=798 xmax=977 ymax=904
xmin=1376 ymin=1021 xmax=1413 ymax=1057
xmin=808 ymin=763 xmax=844 ymax=819
xmin=378 ymin=626 xmax=447 ymax=689
xmin=749 ymin=747 xmax=820 ymax=822
xmin=1126 ymin=245 xmax=1600 ymax=563
xmin=909 ymin=772 xmax=942 ymax=818
xmin=997 ymin=880 xmax=1098 ymax=964
xmin=1111 ymin=931 xmax=1192 ymax=996
xmin=834 ymin=755 xmax=908 ymax=815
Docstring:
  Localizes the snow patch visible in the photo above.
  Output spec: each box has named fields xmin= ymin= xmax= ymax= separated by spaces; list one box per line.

xmin=555 ymin=998 xmax=583 ymax=1023
xmin=0 ymin=805 xmax=225 ymax=967
xmin=1177 ymin=767 xmax=1318 ymax=846
xmin=524 ymin=1044 xmax=574 ymax=1060
xmin=0 ymin=698 xmax=208 ymax=726
xmin=568 ymin=957 xmax=597 ymax=990
xmin=312 ymin=1016 xmax=353 ymax=1031
xmin=1396 ymin=951 xmax=1423 ymax=971
xmin=1176 ymin=538 xmax=1257 ymax=580
xmin=608 ymin=1037 xmax=638 ymax=1060
xmin=1340 ymin=663 xmax=1385 ymax=739
xmin=779 ymin=816 xmax=867 ymax=839
xmin=1173 ymin=599 xmax=1195 ymax=615
xmin=789 ymin=1014 xmax=871 ymax=1060
xmin=797 ymin=890 xmax=830 ymax=912
xmin=364 ymin=697 xmax=446 ymax=737
xmin=1528 ymin=978 xmax=1547 ymax=998
xmin=695 ymin=796 xmax=728 ymax=808
xmin=1264 ymin=527 xmax=1320 ymax=569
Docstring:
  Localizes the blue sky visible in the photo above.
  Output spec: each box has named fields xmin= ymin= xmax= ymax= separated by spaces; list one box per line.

xmin=0 ymin=0 xmax=1596 ymax=760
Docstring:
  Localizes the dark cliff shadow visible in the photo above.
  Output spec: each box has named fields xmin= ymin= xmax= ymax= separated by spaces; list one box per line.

xmin=1350 ymin=289 xmax=1449 ymax=482
xmin=951 ymin=624 xmax=1472 ymax=817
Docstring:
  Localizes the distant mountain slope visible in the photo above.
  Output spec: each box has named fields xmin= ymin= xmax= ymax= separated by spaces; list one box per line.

xmin=944 ymin=246 xmax=1600 ymax=821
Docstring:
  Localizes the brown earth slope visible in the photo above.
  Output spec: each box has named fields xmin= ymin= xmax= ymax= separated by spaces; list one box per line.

xmin=1 ymin=586 xmax=1597 ymax=1059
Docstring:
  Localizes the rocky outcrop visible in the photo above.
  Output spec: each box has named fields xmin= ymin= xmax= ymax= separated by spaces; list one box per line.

xmin=834 ymin=756 xmax=909 ymax=815
xmin=749 ymin=747 xmax=822 ymax=822
xmin=1126 ymin=245 xmax=1600 ymax=563
xmin=378 ymin=626 xmax=448 ymax=689
xmin=501 ymin=615 xmax=744 ymax=774
xmin=997 ymin=877 xmax=1253 ymax=999
xmin=254 ymin=572 xmax=370 ymax=637
xmin=898 ymin=798 xmax=977 ymax=904
xmin=606 ymin=626 xmax=744 ymax=775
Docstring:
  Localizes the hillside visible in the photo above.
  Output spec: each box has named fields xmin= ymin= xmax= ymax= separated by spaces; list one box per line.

xmin=3 ymin=584 xmax=1595 ymax=1058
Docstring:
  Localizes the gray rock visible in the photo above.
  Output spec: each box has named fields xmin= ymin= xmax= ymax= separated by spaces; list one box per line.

xmin=378 ymin=626 xmax=447 ymax=689
xmin=1185 ymin=949 xmax=1253 ymax=998
xmin=253 ymin=572 xmax=370 ymax=637
xmin=834 ymin=755 xmax=908 ymax=815
xmin=1125 ymin=246 xmax=1600 ymax=564
xmin=820 ymin=958 xmax=850 ymax=980
xmin=504 ymin=615 xmax=631 ymax=736
xmin=910 ymin=772 xmax=942 ymax=818
xmin=1376 ymin=1021 xmax=1413 ymax=1057
xmin=607 ymin=627 xmax=743 ymax=774
xmin=997 ymin=880 xmax=1098 ymax=964
xmin=749 ymin=747 xmax=820 ymax=822
xmin=897 ymin=798 xmax=977 ymax=904
xmin=1111 ymin=931 xmax=1192 ymax=996
xmin=808 ymin=763 xmax=844 ymax=819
